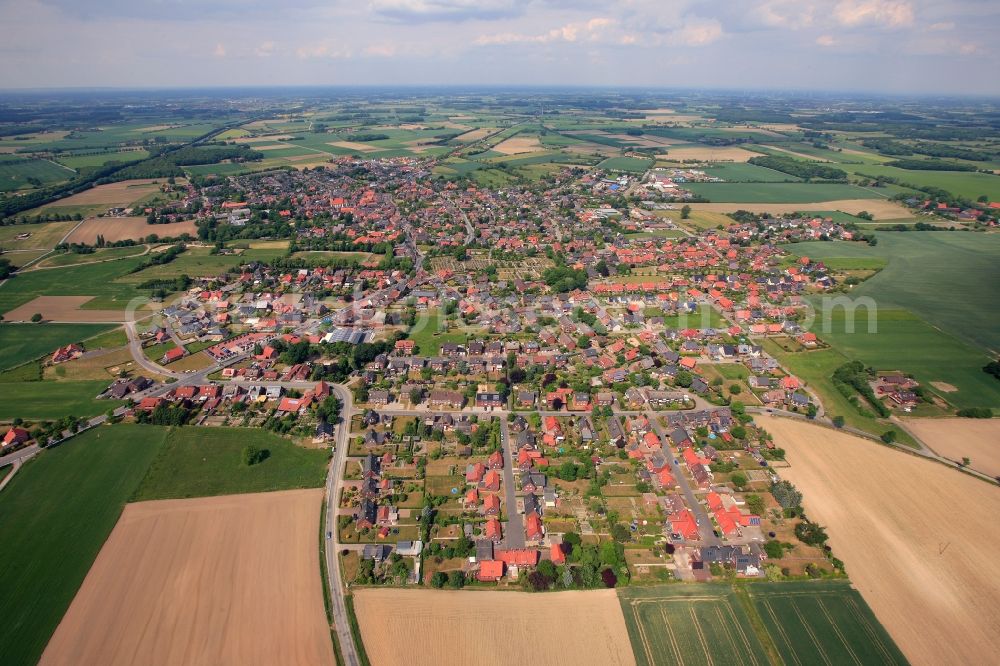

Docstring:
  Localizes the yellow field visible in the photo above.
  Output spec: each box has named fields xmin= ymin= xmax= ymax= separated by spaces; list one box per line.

xmin=0 ymin=221 xmax=75 ymax=250
xmin=658 ymin=146 xmax=759 ymax=162
xmin=760 ymin=415 xmax=1000 ymax=666
xmin=905 ymin=418 xmax=1000 ymax=479
xmin=66 ymin=217 xmax=198 ymax=244
xmin=38 ymin=179 xmax=163 ymax=208
xmin=493 ymin=135 xmax=543 ymax=155
xmin=688 ymin=199 xmax=912 ymax=220
xmin=353 ymin=588 xmax=635 ymax=666
xmin=40 ymin=489 xmax=332 ymax=666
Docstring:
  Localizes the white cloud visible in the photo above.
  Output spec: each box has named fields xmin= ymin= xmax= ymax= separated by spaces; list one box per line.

xmin=834 ymin=0 xmax=914 ymax=28
xmin=927 ymin=21 xmax=954 ymax=31
xmin=255 ymin=41 xmax=275 ymax=57
xmin=816 ymin=34 xmax=837 ymax=46
xmin=475 ymin=17 xmax=615 ymax=46
xmin=213 ymin=43 xmax=226 ymax=57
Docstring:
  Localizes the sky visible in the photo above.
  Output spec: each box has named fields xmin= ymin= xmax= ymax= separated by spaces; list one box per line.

xmin=0 ymin=0 xmax=998 ymax=94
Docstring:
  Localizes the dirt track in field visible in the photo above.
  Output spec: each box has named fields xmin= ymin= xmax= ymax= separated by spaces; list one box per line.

xmin=905 ymin=417 xmax=1000 ymax=479
xmin=760 ymin=415 xmax=1000 ymax=666
xmin=40 ymin=489 xmax=333 ymax=666
xmin=353 ymin=588 xmax=635 ymax=666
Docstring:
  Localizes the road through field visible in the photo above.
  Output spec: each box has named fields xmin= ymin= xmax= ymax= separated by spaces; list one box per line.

xmin=760 ymin=415 xmax=1000 ymax=666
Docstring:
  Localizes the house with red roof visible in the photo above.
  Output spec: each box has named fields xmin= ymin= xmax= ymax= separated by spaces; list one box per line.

xmin=483 ymin=493 xmax=501 ymax=516
xmin=478 ymin=560 xmax=505 ymax=582
xmin=485 ymin=518 xmax=503 ymax=543
xmin=525 ymin=513 xmax=544 ymax=541
xmin=3 ymin=427 xmax=31 ymax=448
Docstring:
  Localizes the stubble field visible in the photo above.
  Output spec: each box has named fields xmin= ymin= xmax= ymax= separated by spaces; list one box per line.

xmin=904 ymin=418 xmax=1000 ymax=479
xmin=40 ymin=489 xmax=333 ymax=666
xmin=760 ymin=415 xmax=1000 ymax=666
xmin=353 ymin=588 xmax=635 ymax=666
xmin=66 ymin=217 xmax=198 ymax=244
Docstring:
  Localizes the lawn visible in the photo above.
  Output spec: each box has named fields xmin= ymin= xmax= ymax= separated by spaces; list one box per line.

xmin=0 ymin=322 xmax=116 ymax=370
xmin=748 ymin=581 xmax=906 ymax=666
xmin=407 ymin=309 xmax=469 ymax=357
xmin=684 ymin=182 xmax=882 ymax=203
xmin=131 ymin=426 xmax=330 ymax=500
xmin=792 ymin=232 xmax=1000 ymax=354
xmin=0 ymin=424 xmax=170 ymax=666
xmin=0 ymin=380 xmax=119 ymax=419
xmin=661 ymin=304 xmax=727 ymax=330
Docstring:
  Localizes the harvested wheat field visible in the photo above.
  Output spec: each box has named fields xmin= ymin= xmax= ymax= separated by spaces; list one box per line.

xmin=42 ymin=179 xmax=164 ymax=208
xmin=329 ymin=140 xmax=380 ymax=153
xmin=66 ymin=217 xmax=198 ymax=244
xmin=759 ymin=415 xmax=1000 ymax=666
xmin=658 ymin=146 xmax=758 ymax=162
xmin=4 ymin=296 xmax=133 ymax=322
xmin=493 ymin=135 xmax=542 ymax=155
xmin=688 ymin=199 xmax=911 ymax=220
xmin=40 ymin=489 xmax=333 ymax=666
xmin=454 ymin=127 xmax=494 ymax=143
xmin=905 ymin=418 xmax=1000 ymax=479
xmin=354 ymin=588 xmax=635 ymax=666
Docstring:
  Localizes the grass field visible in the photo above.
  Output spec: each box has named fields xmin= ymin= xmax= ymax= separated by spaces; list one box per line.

xmin=598 ymin=156 xmax=654 ymax=173
xmin=792 ymin=232 xmax=1000 ymax=354
xmin=131 ymin=427 xmax=330 ymax=501
xmin=53 ymin=149 xmax=150 ymax=169
xmin=0 ymin=379 xmax=120 ymax=419
xmin=661 ymin=304 xmax=727 ymax=330
xmin=0 ymin=424 xmax=170 ymax=666
xmin=35 ymin=245 xmax=147 ymax=268
xmin=618 ymin=582 xmax=904 ymax=666
xmin=812 ymin=308 xmax=1000 ymax=410
xmin=701 ymin=162 xmax=802 ymax=182
xmin=848 ymin=164 xmax=1000 ymax=201
xmin=0 ymin=221 xmax=75 ymax=250
xmin=685 ymin=182 xmax=883 ymax=203
xmin=618 ymin=585 xmax=769 ymax=666
xmin=0 ymin=256 xmax=149 ymax=313
xmin=749 ymin=582 xmax=907 ymax=666
xmin=0 ymin=158 xmax=72 ymax=192
xmin=0 ymin=322 xmax=116 ymax=370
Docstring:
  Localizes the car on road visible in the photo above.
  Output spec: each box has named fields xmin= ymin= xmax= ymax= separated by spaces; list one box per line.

xmin=326 ymin=531 xmax=332 ymax=540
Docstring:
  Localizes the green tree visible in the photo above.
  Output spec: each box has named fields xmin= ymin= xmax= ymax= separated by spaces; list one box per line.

xmin=30 ymin=313 xmax=43 ymax=323
xmin=680 ymin=205 xmax=691 ymax=219
xmin=431 ymin=571 xmax=447 ymax=588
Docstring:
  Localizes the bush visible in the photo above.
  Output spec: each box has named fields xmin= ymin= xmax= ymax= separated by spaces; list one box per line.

xmin=956 ymin=407 xmax=993 ymax=418
xmin=764 ymin=540 xmax=784 ymax=559
xmin=242 ymin=444 xmax=269 ymax=466
xmin=430 ymin=571 xmax=447 ymax=588
xmin=731 ymin=472 xmax=748 ymax=489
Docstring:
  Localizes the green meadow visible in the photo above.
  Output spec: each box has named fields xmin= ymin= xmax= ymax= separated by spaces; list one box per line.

xmin=0 ymin=425 xmax=170 ymax=666
xmin=0 ymin=323 xmax=116 ymax=370
xmin=685 ymin=182 xmax=883 ymax=203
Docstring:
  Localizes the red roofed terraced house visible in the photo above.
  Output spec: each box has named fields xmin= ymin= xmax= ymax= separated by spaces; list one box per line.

xmin=161 ymin=346 xmax=187 ymax=364
xmin=485 ymin=518 xmax=503 ymax=543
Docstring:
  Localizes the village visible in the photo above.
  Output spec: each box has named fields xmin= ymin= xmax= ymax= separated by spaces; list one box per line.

xmin=0 ymin=156 xmax=894 ymax=592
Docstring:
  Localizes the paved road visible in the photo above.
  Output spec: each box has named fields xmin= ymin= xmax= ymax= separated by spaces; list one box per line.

xmin=324 ymin=384 xmax=361 ymax=666
xmin=499 ymin=418 xmax=525 ymax=549
xmin=646 ymin=410 xmax=721 ymax=546
xmin=125 ymin=321 xmax=179 ymax=377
